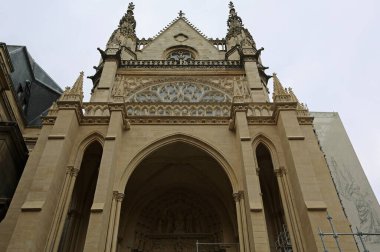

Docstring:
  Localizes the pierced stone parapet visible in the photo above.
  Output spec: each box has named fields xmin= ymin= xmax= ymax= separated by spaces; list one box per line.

xmin=247 ymin=103 xmax=273 ymax=117
xmin=121 ymin=60 xmax=242 ymax=68
xmin=128 ymin=117 xmax=230 ymax=125
xmin=208 ymin=38 xmax=227 ymax=51
xmin=83 ymin=103 xmax=110 ymax=116
xmin=125 ymin=102 xmax=231 ymax=117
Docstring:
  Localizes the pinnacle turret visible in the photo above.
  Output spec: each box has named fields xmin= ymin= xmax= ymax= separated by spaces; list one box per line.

xmin=272 ymin=73 xmax=287 ymax=96
xmin=70 ymin=71 xmax=84 ymax=95
xmin=226 ymin=1 xmax=256 ymax=49
xmin=59 ymin=71 xmax=84 ymax=102
xmin=107 ymin=2 xmax=137 ymax=49
xmin=272 ymin=73 xmax=309 ymax=113
xmin=289 ymin=87 xmax=309 ymax=111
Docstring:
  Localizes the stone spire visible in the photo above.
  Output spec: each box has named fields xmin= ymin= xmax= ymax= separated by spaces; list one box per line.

xmin=289 ymin=87 xmax=309 ymax=112
xmin=107 ymin=2 xmax=137 ymax=49
xmin=272 ymin=73 xmax=309 ymax=113
xmin=226 ymin=1 xmax=256 ymax=49
xmin=59 ymin=71 xmax=84 ymax=102
xmin=272 ymin=73 xmax=292 ymax=102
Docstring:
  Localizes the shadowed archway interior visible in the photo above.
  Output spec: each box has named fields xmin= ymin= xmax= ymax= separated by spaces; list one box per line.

xmin=256 ymin=143 xmax=289 ymax=251
xmin=118 ymin=142 xmax=238 ymax=252
xmin=58 ymin=141 xmax=103 ymax=252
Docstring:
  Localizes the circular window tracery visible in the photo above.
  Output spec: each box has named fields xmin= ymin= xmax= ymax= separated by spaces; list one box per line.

xmin=167 ymin=50 xmax=194 ymax=61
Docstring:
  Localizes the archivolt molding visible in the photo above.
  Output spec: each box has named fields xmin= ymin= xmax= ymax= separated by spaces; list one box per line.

xmin=251 ymin=134 xmax=281 ymax=172
xmin=117 ymin=133 xmax=239 ymax=192
xmin=69 ymin=131 xmax=105 ymax=169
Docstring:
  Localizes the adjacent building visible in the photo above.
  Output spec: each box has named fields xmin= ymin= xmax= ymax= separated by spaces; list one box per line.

xmin=0 ymin=43 xmax=62 ymax=222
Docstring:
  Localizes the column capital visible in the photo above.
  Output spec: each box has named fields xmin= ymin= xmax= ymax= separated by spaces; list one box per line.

xmin=274 ymin=166 xmax=287 ymax=177
xmin=233 ymin=191 xmax=244 ymax=202
xmin=66 ymin=166 xmax=79 ymax=177
xmin=233 ymin=192 xmax=241 ymax=202
xmin=113 ymin=191 xmax=125 ymax=202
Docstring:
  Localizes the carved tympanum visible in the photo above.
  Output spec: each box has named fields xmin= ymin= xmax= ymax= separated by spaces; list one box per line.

xmin=132 ymin=190 xmax=223 ymax=252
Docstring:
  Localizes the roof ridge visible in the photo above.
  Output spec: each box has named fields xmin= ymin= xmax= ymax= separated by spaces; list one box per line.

xmin=24 ymin=50 xmax=63 ymax=93
xmin=141 ymin=15 xmax=212 ymax=51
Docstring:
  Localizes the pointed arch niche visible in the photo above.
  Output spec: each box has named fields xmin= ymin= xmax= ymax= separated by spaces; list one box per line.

xmin=255 ymin=142 xmax=294 ymax=252
xmin=116 ymin=140 xmax=240 ymax=252
xmin=56 ymin=140 xmax=103 ymax=252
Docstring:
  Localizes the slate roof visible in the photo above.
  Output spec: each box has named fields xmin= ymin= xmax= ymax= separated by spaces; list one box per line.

xmin=6 ymin=45 xmax=63 ymax=126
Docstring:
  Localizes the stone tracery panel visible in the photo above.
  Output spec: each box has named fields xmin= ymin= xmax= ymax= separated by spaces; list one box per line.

xmin=113 ymin=75 xmax=239 ymax=100
xmin=128 ymin=82 xmax=231 ymax=103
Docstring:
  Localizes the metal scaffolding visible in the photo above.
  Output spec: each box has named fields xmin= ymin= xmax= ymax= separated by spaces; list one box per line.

xmin=318 ymin=212 xmax=380 ymax=252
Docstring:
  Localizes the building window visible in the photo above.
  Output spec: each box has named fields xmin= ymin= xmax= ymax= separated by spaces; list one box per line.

xmin=17 ymin=85 xmax=23 ymax=99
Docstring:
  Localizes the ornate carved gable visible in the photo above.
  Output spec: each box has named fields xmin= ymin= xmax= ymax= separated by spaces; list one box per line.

xmin=138 ymin=18 xmax=223 ymax=60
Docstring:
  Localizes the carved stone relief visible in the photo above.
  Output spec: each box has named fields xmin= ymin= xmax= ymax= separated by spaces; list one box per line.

xmin=131 ymin=190 xmax=223 ymax=252
xmin=129 ymin=82 xmax=231 ymax=103
xmin=233 ymin=76 xmax=251 ymax=102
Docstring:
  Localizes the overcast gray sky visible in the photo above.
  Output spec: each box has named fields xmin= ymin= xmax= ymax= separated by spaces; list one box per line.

xmin=1 ymin=0 xmax=379 ymax=201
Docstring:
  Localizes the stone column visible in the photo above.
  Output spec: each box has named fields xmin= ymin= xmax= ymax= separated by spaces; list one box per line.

xmin=105 ymin=192 xmax=118 ymax=252
xmin=111 ymin=193 xmax=124 ymax=252
xmin=105 ymin=191 xmax=124 ymax=252
xmin=233 ymin=106 xmax=270 ymax=252
xmin=83 ymin=106 xmax=124 ymax=252
xmin=45 ymin=166 xmax=79 ymax=251
xmin=274 ymin=166 xmax=304 ymax=251
xmin=233 ymin=192 xmax=245 ymax=252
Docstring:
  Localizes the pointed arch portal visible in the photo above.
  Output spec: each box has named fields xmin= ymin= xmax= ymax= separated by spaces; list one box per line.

xmin=118 ymin=141 xmax=239 ymax=252
xmin=256 ymin=143 xmax=292 ymax=252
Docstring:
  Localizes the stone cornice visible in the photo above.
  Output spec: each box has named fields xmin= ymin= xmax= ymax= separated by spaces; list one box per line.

xmin=56 ymin=100 xmax=84 ymax=123
xmin=42 ymin=100 xmax=313 ymax=126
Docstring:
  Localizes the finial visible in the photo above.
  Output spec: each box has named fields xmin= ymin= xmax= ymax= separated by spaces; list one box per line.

xmin=128 ymin=2 xmax=135 ymax=12
xmin=272 ymin=73 xmax=287 ymax=97
xmin=229 ymin=1 xmax=235 ymax=10
xmin=178 ymin=10 xmax=185 ymax=17
xmin=60 ymin=71 xmax=84 ymax=102
xmin=71 ymin=71 xmax=84 ymax=92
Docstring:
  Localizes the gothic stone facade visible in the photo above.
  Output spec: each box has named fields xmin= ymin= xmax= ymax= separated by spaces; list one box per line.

xmin=0 ymin=3 xmax=360 ymax=252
